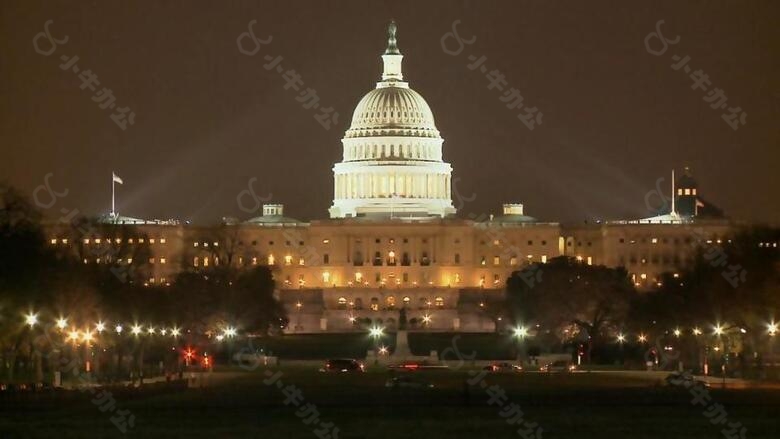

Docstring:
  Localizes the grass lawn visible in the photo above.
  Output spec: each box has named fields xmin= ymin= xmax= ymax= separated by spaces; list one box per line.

xmin=2 ymin=366 xmax=779 ymax=438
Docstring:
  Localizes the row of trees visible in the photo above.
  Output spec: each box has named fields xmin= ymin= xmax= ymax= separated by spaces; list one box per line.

xmin=0 ymin=183 xmax=286 ymax=383
xmin=504 ymin=227 xmax=780 ymax=368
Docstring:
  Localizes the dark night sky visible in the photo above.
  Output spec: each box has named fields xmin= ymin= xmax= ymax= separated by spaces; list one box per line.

xmin=1 ymin=1 xmax=778 ymax=225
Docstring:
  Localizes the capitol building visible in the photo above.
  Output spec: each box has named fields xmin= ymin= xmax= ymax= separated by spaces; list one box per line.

xmin=48 ymin=23 xmax=734 ymax=333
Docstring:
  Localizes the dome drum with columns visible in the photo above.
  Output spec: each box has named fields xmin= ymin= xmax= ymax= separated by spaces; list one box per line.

xmin=329 ymin=22 xmax=456 ymax=219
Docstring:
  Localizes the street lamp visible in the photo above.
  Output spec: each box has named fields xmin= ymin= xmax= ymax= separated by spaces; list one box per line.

xmin=115 ymin=324 xmax=123 ymax=334
xmin=95 ymin=321 xmax=106 ymax=333
xmin=131 ymin=324 xmax=142 ymax=336
xmin=638 ymin=333 xmax=647 ymax=343
xmin=513 ymin=326 xmax=529 ymax=339
xmin=768 ymin=322 xmax=778 ymax=336
xmin=692 ymin=327 xmax=703 ymax=336
xmin=224 ymin=326 xmax=237 ymax=338
xmin=24 ymin=312 xmax=38 ymax=328
xmin=673 ymin=328 xmax=681 ymax=337
xmin=616 ymin=333 xmax=626 ymax=343
xmin=56 ymin=317 xmax=68 ymax=330
xmin=713 ymin=324 xmax=724 ymax=336
xmin=171 ymin=327 xmax=181 ymax=338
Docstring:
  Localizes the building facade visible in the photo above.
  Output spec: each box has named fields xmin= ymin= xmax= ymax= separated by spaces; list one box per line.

xmin=45 ymin=23 xmax=739 ymax=333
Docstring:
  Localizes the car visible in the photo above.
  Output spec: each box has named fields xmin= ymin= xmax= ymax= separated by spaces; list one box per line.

xmin=483 ymin=362 xmax=523 ymax=372
xmin=321 ymin=358 xmax=365 ymax=373
xmin=665 ymin=371 xmax=710 ymax=388
xmin=541 ymin=360 xmax=576 ymax=373
xmin=385 ymin=375 xmax=435 ymax=389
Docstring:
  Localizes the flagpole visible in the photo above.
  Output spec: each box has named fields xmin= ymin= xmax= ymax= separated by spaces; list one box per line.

xmin=670 ymin=169 xmax=675 ymax=215
xmin=111 ymin=173 xmax=115 ymax=216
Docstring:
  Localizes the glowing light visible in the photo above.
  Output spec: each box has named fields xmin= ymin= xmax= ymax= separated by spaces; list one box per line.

xmin=378 ymin=346 xmax=388 ymax=355
xmin=768 ymin=322 xmax=778 ymax=336
xmin=673 ymin=328 xmax=681 ymax=337
xmin=171 ymin=327 xmax=181 ymax=337
xmin=68 ymin=330 xmax=80 ymax=342
xmin=56 ymin=317 xmax=68 ymax=330
xmin=692 ymin=327 xmax=702 ymax=336
xmin=216 ymin=334 xmax=225 ymax=342
xmin=422 ymin=315 xmax=432 ymax=324
xmin=514 ymin=326 xmax=529 ymax=339
xmin=115 ymin=324 xmax=123 ymax=334
xmin=95 ymin=321 xmax=106 ymax=333
xmin=224 ymin=326 xmax=237 ymax=338
xmin=82 ymin=331 xmax=94 ymax=343
xmin=369 ymin=326 xmax=384 ymax=338
xmin=131 ymin=324 xmax=142 ymax=336
xmin=160 ymin=328 xmax=167 ymax=336
xmin=24 ymin=312 xmax=38 ymax=327
xmin=713 ymin=324 xmax=724 ymax=336
xmin=638 ymin=333 xmax=647 ymax=343
xmin=617 ymin=333 xmax=626 ymax=343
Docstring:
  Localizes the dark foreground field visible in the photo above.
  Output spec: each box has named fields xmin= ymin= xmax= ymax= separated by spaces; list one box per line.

xmin=2 ymin=367 xmax=779 ymax=439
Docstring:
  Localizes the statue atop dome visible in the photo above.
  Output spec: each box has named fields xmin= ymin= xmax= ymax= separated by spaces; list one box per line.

xmin=384 ymin=20 xmax=401 ymax=55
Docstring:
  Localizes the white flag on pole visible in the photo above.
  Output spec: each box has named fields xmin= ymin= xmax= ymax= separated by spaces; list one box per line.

xmin=112 ymin=172 xmax=123 ymax=185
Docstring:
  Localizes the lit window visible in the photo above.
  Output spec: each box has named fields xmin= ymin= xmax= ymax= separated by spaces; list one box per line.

xmin=454 ymin=273 xmax=461 ymax=283
xmin=298 ymin=274 xmax=304 ymax=286
xmin=403 ymin=296 xmax=411 ymax=305
xmin=677 ymin=189 xmax=683 ymax=195
xmin=194 ymin=242 xmax=199 ymax=247
xmin=115 ymin=238 xmax=121 ymax=244
xmin=692 ymin=188 xmax=697 ymax=195
xmin=213 ymin=242 xmax=219 ymax=247
xmin=160 ymin=238 xmax=166 ymax=244
xmin=160 ymin=257 xmax=167 ymax=264
xmin=435 ymin=297 xmax=444 ymax=308
xmin=651 ymin=238 xmax=658 ymax=244
xmin=50 ymin=238 xmax=57 ymax=245
xmin=252 ymin=257 xmax=258 ymax=265
xmin=541 ymin=255 xmax=547 ymax=263
xmin=284 ymin=255 xmax=292 ymax=265
xmin=587 ymin=256 xmax=592 ymax=265
xmin=493 ymin=256 xmax=500 ymax=265
xmin=61 ymin=238 xmax=68 ymax=244
xmin=640 ymin=273 xmax=647 ymax=280
xmin=299 ymin=257 xmax=305 ymax=266
xmin=576 ymin=255 xmax=583 ymax=262
xmin=149 ymin=238 xmax=155 ymax=244
xmin=386 ymin=296 xmax=396 ymax=309
xmin=95 ymin=238 xmax=102 ymax=244
xmin=203 ymin=257 xmax=209 ymax=267
xmin=138 ymin=238 xmax=144 ymax=243
xmin=83 ymin=238 xmax=90 ymax=244
xmin=323 ymin=239 xmax=330 ymax=244
xmin=149 ymin=278 xmax=155 ymax=284
xmin=149 ymin=258 xmax=155 ymax=264
xmin=493 ymin=239 xmax=500 ymax=245
xmin=480 ymin=256 xmax=486 ymax=266
xmin=322 ymin=271 xmax=331 ymax=283
xmin=127 ymin=258 xmax=132 ymax=264
xmin=267 ymin=254 xmax=275 ymax=265
xmin=204 ymin=242 xmax=209 ymax=247
xmin=509 ymin=256 xmax=517 ymax=266
xmin=193 ymin=257 xmax=199 ymax=267
xmin=684 ymin=188 xmax=691 ymax=195
xmin=355 ymin=272 xmax=363 ymax=282
xmin=370 ymin=298 xmax=379 ymax=311
xmin=128 ymin=238 xmax=134 ymax=244
xmin=337 ymin=297 xmax=346 ymax=309
xmin=493 ymin=274 xmax=500 ymax=285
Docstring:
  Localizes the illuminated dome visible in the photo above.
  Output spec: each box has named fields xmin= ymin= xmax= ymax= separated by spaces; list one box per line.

xmin=329 ymin=22 xmax=455 ymax=219
xmin=346 ymin=86 xmax=440 ymax=138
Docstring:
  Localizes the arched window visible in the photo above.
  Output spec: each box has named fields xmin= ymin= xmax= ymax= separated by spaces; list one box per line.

xmin=435 ymin=297 xmax=444 ymax=308
xmin=370 ymin=297 xmax=379 ymax=311
xmin=402 ymin=296 xmax=411 ymax=307
xmin=337 ymin=297 xmax=347 ymax=310
xmin=386 ymin=296 xmax=396 ymax=309
xmin=354 ymin=298 xmax=363 ymax=310
xmin=354 ymin=251 xmax=363 ymax=266
xmin=373 ymin=251 xmax=382 ymax=266
xmin=420 ymin=297 xmax=429 ymax=309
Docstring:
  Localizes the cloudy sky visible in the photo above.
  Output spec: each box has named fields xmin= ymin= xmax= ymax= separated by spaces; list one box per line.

xmin=2 ymin=0 xmax=778 ymax=224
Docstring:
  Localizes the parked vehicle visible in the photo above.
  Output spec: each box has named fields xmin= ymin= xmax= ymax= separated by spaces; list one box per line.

xmin=665 ymin=371 xmax=710 ymax=388
xmin=483 ymin=362 xmax=523 ymax=372
xmin=321 ymin=359 xmax=365 ymax=373
xmin=541 ymin=360 xmax=576 ymax=373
